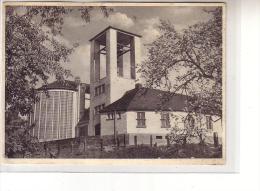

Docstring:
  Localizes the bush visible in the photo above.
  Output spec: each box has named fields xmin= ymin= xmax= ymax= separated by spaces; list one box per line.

xmin=5 ymin=119 xmax=40 ymax=158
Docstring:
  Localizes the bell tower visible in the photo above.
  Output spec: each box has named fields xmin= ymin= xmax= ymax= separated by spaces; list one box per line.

xmin=88 ymin=26 xmax=141 ymax=136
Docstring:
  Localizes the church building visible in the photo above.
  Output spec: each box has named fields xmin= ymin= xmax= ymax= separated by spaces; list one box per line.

xmin=30 ymin=78 xmax=90 ymax=142
xmin=89 ymin=26 xmax=222 ymax=146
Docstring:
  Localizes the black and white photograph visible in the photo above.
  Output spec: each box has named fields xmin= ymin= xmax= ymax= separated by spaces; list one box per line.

xmin=3 ymin=2 xmax=225 ymax=162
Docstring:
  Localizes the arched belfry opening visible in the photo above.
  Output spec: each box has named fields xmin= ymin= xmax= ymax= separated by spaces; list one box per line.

xmin=89 ymin=26 xmax=141 ymax=136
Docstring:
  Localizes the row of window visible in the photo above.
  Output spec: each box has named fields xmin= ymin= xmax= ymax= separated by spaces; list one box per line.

xmin=104 ymin=112 xmax=171 ymax=128
xmin=135 ymin=112 xmax=213 ymax=129
xmin=101 ymin=111 xmax=213 ymax=129
xmin=107 ymin=112 xmax=121 ymax=120
xmin=95 ymin=84 xmax=105 ymax=96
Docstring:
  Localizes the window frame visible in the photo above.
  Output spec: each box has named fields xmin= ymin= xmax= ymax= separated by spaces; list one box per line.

xmin=106 ymin=112 xmax=114 ymax=120
xmin=156 ymin=136 xmax=163 ymax=139
xmin=95 ymin=84 xmax=106 ymax=96
xmin=94 ymin=103 xmax=105 ymax=116
xmin=206 ymin=115 xmax=213 ymax=130
xmin=117 ymin=112 xmax=121 ymax=120
xmin=161 ymin=112 xmax=171 ymax=128
xmin=136 ymin=112 xmax=146 ymax=128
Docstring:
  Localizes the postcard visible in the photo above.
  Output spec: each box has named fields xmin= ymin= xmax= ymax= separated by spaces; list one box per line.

xmin=1 ymin=2 xmax=226 ymax=166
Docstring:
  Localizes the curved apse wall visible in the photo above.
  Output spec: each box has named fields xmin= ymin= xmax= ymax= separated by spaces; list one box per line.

xmin=30 ymin=90 xmax=78 ymax=142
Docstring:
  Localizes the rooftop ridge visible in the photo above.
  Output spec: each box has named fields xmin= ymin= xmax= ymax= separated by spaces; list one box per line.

xmin=37 ymin=80 xmax=90 ymax=92
xmin=89 ymin=26 xmax=142 ymax=42
xmin=100 ymin=86 xmax=189 ymax=113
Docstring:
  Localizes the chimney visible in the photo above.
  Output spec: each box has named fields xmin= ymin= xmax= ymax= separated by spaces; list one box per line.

xmin=75 ymin=76 xmax=81 ymax=85
xmin=135 ymin=83 xmax=142 ymax=89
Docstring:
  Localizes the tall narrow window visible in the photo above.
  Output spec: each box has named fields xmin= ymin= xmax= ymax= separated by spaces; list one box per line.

xmin=161 ymin=112 xmax=170 ymax=128
xmin=95 ymin=87 xmax=98 ymax=96
xmin=101 ymin=84 xmax=105 ymax=93
xmin=137 ymin=112 xmax=146 ymax=128
xmin=184 ymin=114 xmax=195 ymax=129
xmin=206 ymin=116 xmax=213 ymax=130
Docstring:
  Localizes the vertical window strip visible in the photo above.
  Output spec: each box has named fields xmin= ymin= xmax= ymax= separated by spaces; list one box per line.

xmin=34 ymin=101 xmax=40 ymax=138
xmin=70 ymin=92 xmax=73 ymax=137
xmin=53 ymin=91 xmax=59 ymax=139
xmin=68 ymin=92 xmax=72 ymax=138
xmin=62 ymin=91 xmax=66 ymax=139
xmin=39 ymin=94 xmax=46 ymax=140
xmin=58 ymin=91 xmax=61 ymax=139
xmin=43 ymin=98 xmax=48 ymax=140
xmin=33 ymin=103 xmax=36 ymax=136
xmin=38 ymin=92 xmax=42 ymax=139
xmin=65 ymin=91 xmax=68 ymax=139
xmin=45 ymin=92 xmax=53 ymax=140
xmin=51 ymin=92 xmax=55 ymax=140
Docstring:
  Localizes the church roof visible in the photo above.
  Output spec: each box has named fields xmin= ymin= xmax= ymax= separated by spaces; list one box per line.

xmin=38 ymin=80 xmax=90 ymax=93
xmin=100 ymin=85 xmax=189 ymax=113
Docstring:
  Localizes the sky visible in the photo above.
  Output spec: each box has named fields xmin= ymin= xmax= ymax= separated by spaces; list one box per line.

xmin=32 ymin=5 xmax=216 ymax=84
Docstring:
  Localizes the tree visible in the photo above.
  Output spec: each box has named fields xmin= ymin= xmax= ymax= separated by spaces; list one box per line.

xmin=5 ymin=6 xmax=113 ymax=116
xmin=5 ymin=6 xmax=113 ymax=157
xmin=167 ymin=112 xmax=209 ymax=146
xmin=5 ymin=115 xmax=40 ymax=158
xmin=140 ymin=8 xmax=222 ymax=115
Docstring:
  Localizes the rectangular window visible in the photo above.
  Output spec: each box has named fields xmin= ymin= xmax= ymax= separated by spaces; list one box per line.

xmin=137 ymin=112 xmax=146 ymax=128
xmin=94 ymin=103 xmax=105 ymax=116
xmin=117 ymin=112 xmax=121 ymax=119
xmin=101 ymin=84 xmax=105 ymax=93
xmin=161 ymin=112 xmax=170 ymax=128
xmin=107 ymin=112 xmax=120 ymax=120
xmin=94 ymin=106 xmax=98 ymax=115
xmin=95 ymin=87 xmax=98 ymax=96
xmin=95 ymin=84 xmax=105 ymax=96
xmin=107 ymin=113 xmax=114 ymax=120
xmin=206 ymin=116 xmax=213 ymax=129
xmin=156 ymin=136 xmax=162 ymax=139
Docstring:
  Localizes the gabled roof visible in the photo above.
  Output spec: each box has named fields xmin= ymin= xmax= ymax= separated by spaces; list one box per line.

xmin=100 ymin=86 xmax=189 ymax=113
xmin=38 ymin=80 xmax=90 ymax=93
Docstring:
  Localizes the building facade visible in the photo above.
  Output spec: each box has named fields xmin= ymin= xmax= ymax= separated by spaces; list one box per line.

xmin=30 ymin=79 xmax=90 ymax=142
xmin=89 ymin=26 xmax=141 ymax=136
xmin=99 ymin=85 xmax=222 ymax=146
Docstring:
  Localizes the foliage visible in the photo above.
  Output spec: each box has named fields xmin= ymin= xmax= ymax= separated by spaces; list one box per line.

xmin=5 ymin=5 xmax=113 ymax=157
xmin=5 ymin=6 xmax=113 ymax=116
xmin=167 ymin=113 xmax=210 ymax=145
xmin=5 ymin=116 xmax=40 ymax=158
xmin=140 ymin=7 xmax=223 ymax=115
xmin=5 ymin=7 xmax=73 ymax=115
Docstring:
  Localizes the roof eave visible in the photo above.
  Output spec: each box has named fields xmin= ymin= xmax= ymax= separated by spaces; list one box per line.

xmin=89 ymin=26 xmax=142 ymax=42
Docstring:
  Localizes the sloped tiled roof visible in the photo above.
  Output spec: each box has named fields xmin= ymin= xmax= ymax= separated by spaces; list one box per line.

xmin=100 ymin=87 xmax=189 ymax=113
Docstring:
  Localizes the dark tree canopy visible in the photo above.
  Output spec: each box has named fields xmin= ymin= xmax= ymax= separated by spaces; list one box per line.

xmin=140 ymin=8 xmax=223 ymax=115
xmin=5 ymin=6 xmax=113 ymax=117
xmin=5 ymin=6 xmax=113 ymax=157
